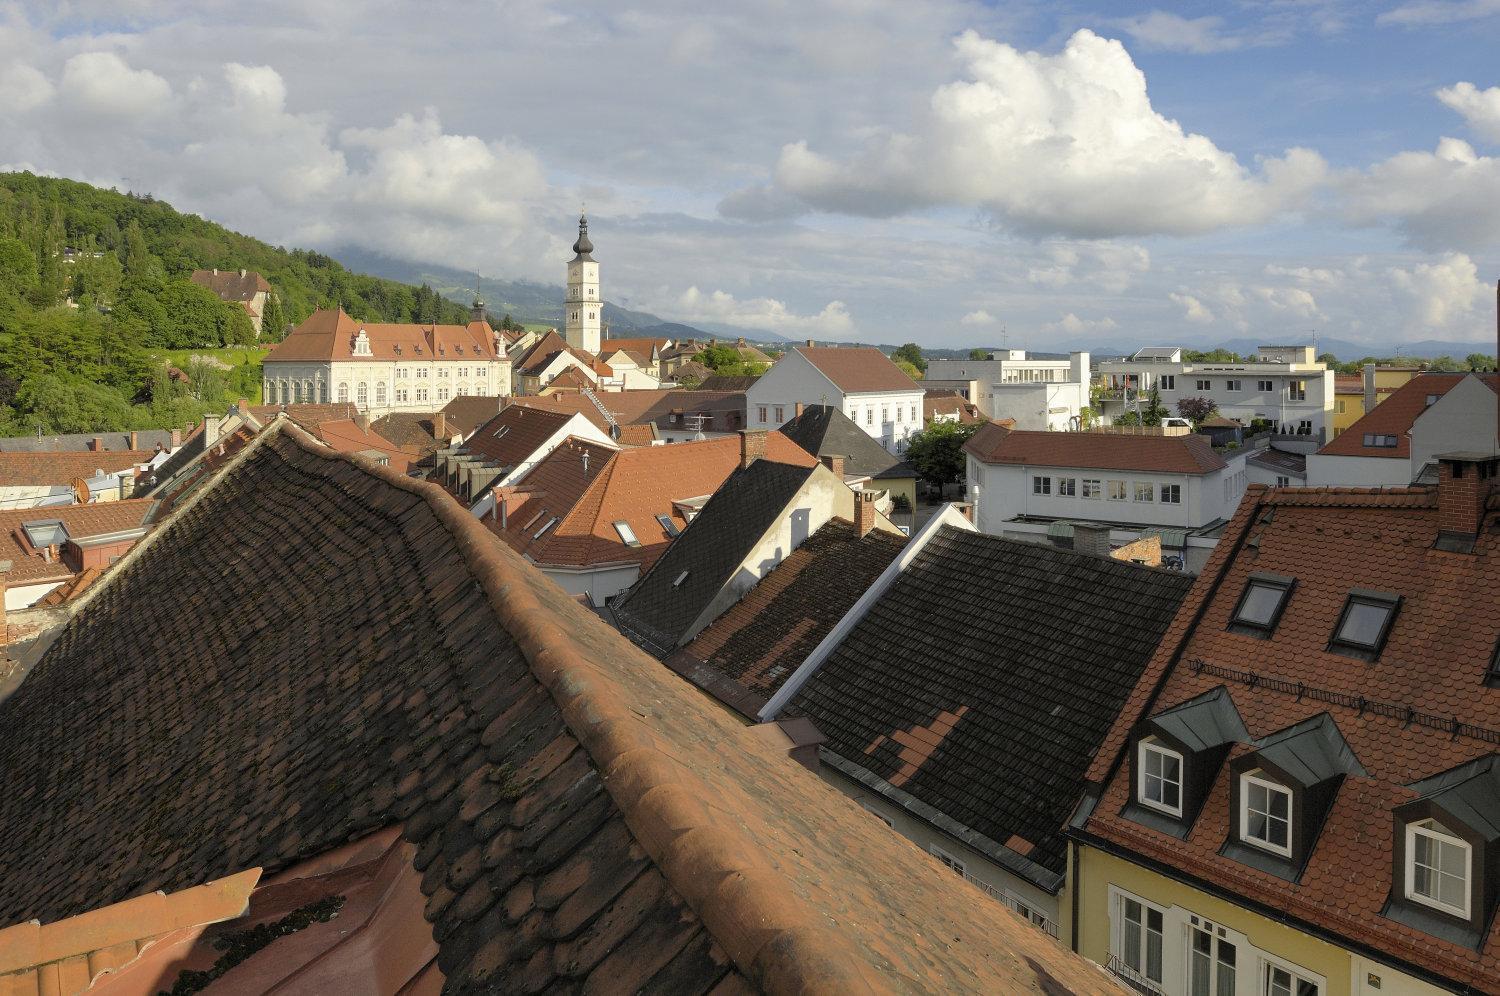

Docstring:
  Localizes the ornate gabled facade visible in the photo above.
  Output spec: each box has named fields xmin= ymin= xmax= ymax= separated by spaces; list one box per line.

xmin=261 ymin=306 xmax=512 ymax=417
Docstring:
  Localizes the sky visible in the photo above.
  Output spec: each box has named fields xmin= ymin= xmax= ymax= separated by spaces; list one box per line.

xmin=3 ymin=1 xmax=1500 ymax=352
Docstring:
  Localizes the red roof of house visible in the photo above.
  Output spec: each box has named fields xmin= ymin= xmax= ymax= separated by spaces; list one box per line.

xmin=964 ymin=426 xmax=1227 ymax=474
xmin=491 ymin=432 xmax=815 ymax=571
xmin=310 ymin=420 xmax=411 ymax=473
xmin=463 ymin=405 xmax=587 ymax=470
xmin=0 ymin=451 xmax=152 ymax=488
xmin=599 ymin=336 xmax=670 ymax=356
xmin=539 ymin=366 xmax=595 ymax=393
xmin=189 ymin=268 xmax=271 ymax=301
xmin=1318 ymin=373 xmax=1500 ymax=460
xmin=923 ymin=390 xmax=986 ymax=424
xmin=0 ymin=499 xmax=155 ymax=585
xmin=1081 ymin=481 xmax=1500 ymax=991
xmin=264 ymin=308 xmax=504 ymax=364
xmin=797 ymin=346 xmax=920 ymax=394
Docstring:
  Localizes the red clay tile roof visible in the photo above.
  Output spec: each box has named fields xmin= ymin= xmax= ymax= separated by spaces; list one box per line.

xmin=1318 ymin=372 xmax=1499 ymax=459
xmin=540 ymin=365 xmax=595 ymax=392
xmin=149 ymin=425 xmax=257 ymax=518
xmin=797 ymin=346 xmax=921 ymax=394
xmin=495 ymin=432 xmax=816 ymax=572
xmin=597 ymin=336 xmax=669 ymax=356
xmin=0 ymin=419 xmax=1117 ymax=994
xmin=1334 ymin=375 xmax=1363 ymax=392
xmin=369 ymin=412 xmax=442 ymax=454
xmin=615 ymin=422 xmax=658 ymax=445
xmin=666 ymin=518 xmax=907 ymax=716
xmin=263 ymin=308 xmax=504 ymax=364
xmin=189 ymin=268 xmax=271 ymax=300
xmin=310 ymin=419 xmax=411 ymax=473
xmin=247 ymin=402 xmax=359 ymax=429
xmin=965 ymin=426 xmax=1228 ymax=474
xmin=0 ymin=499 xmax=155 ymax=585
xmin=438 ymin=394 xmax=506 ymax=437
xmin=512 ymin=390 xmax=747 ymax=437
xmin=924 ymin=390 xmax=986 ymax=424
xmin=0 ymin=451 xmax=151 ymax=488
xmin=1080 ymin=482 xmax=1500 ymax=991
xmin=462 ymin=405 xmax=581 ymax=470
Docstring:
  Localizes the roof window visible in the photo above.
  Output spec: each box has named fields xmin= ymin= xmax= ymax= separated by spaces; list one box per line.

xmin=1329 ymin=590 xmax=1401 ymax=660
xmin=1362 ymin=433 xmax=1398 ymax=448
xmin=1239 ymin=771 xmax=1293 ymax=857
xmin=1229 ymin=572 xmax=1295 ymax=637
xmin=655 ymin=514 xmax=680 ymax=538
xmin=613 ymin=520 xmax=641 ymax=547
xmin=21 ymin=520 xmax=68 ymax=547
xmin=534 ymin=516 xmax=559 ymax=540
xmin=1137 ymin=739 xmax=1183 ymax=817
xmin=493 ymin=424 xmax=510 ymax=439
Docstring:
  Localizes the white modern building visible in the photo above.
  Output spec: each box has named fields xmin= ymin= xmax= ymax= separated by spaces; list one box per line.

xmin=926 ymin=351 xmax=1092 ymax=430
xmin=564 ymin=214 xmax=602 ymax=355
xmin=262 ymin=305 xmax=512 ymax=417
xmin=963 ymin=424 xmax=1248 ymax=572
xmin=1097 ymin=345 xmax=1334 ymax=441
xmin=747 ymin=344 xmax=924 ymax=454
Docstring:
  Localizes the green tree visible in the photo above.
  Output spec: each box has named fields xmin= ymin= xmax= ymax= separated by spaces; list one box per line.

xmin=0 ymin=236 xmax=37 ymax=297
xmin=968 ymin=347 xmax=989 ymax=360
xmin=904 ymin=420 xmax=981 ymax=487
xmin=893 ymin=358 xmax=923 ymax=380
xmin=892 ymin=342 xmax=927 ymax=373
xmin=1464 ymin=353 xmax=1496 ymax=372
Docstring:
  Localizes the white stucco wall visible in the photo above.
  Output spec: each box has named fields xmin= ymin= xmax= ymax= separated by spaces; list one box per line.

xmin=1410 ymin=375 xmax=1500 ymax=471
xmin=1305 ymin=453 xmax=1411 ymax=488
xmin=5 ymin=580 xmax=64 ymax=610
xmin=539 ymin=562 xmax=639 ymax=608
xmin=747 ymin=351 xmax=846 ymax=429
xmin=264 ymin=356 xmax=510 ymax=417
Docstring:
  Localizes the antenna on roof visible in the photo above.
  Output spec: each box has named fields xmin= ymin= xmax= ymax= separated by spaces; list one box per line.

xmin=1001 ymin=325 xmax=1009 ymax=351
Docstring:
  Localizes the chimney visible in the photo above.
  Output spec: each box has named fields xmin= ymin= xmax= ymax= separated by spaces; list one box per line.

xmin=855 ymin=491 xmax=877 ymax=537
xmin=355 ymin=410 xmax=370 ymax=433
xmin=1436 ymin=453 xmax=1497 ymax=544
xmin=89 ymin=436 xmax=103 ymax=452
xmin=820 ymin=453 xmax=846 ymax=478
xmin=237 ymin=398 xmax=250 ymax=416
xmin=239 ymin=268 xmax=246 ymax=277
xmin=1072 ymin=522 xmax=1113 ymax=559
xmin=202 ymin=414 xmax=221 ymax=448
xmin=795 ymin=402 xmax=805 ymax=417
xmin=739 ymin=429 xmax=767 ymax=469
xmin=212 ymin=268 xmax=218 ymax=276
xmin=1363 ymin=362 xmax=1376 ymax=412
xmin=170 ymin=428 xmax=182 ymax=449
xmin=129 ymin=430 xmax=138 ymax=450
xmin=805 ymin=339 xmax=815 ymax=348
xmin=434 ymin=412 xmax=448 ymax=439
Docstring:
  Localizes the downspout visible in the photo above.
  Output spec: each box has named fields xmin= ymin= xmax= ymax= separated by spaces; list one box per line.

xmin=1070 ymin=839 xmax=1081 ymax=953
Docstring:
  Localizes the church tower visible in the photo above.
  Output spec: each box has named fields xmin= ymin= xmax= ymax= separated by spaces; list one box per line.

xmin=564 ymin=214 xmax=601 ymax=354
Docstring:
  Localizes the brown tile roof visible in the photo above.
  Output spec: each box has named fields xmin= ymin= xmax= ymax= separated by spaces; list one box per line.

xmin=924 ymin=390 xmax=986 ymax=424
xmin=189 ymin=268 xmax=271 ymax=300
xmin=0 ymin=451 xmax=151 ymax=488
xmin=0 ymin=499 xmax=155 ymax=585
xmin=369 ymin=411 xmax=442 ymax=454
xmin=438 ymin=394 xmax=506 ymax=437
xmin=1318 ymin=372 xmax=1499 ymax=459
xmin=965 ymin=426 xmax=1228 ymax=474
xmin=514 ymin=390 xmax=747 ymax=437
xmin=598 ymin=336 xmax=670 ymax=356
xmin=1080 ymin=482 xmax=1500 ymax=990
xmin=1334 ymin=374 xmax=1363 ymax=392
xmin=263 ymin=308 xmax=504 ymax=364
xmin=309 ymin=419 xmax=411 ymax=473
xmin=148 ymin=425 xmax=258 ymax=518
xmin=797 ymin=346 xmax=921 ymax=394
xmin=0 ymin=419 xmax=1116 ymax=994
xmin=539 ymin=365 xmax=595 ymax=393
xmin=616 ymin=422 xmax=658 ymax=445
xmin=462 ymin=405 xmax=579 ymax=471
xmin=494 ymin=433 xmax=817 ymax=572
xmin=666 ymin=518 xmax=906 ymax=717
xmin=247 ymin=402 xmax=360 ymax=429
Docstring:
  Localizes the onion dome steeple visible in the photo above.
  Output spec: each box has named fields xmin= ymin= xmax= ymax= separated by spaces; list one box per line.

xmin=571 ymin=213 xmax=594 ymax=261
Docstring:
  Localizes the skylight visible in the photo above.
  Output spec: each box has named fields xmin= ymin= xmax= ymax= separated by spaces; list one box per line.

xmin=672 ymin=570 xmax=689 ymax=587
xmin=20 ymin=520 xmax=68 ymax=547
xmin=613 ymin=520 xmax=641 ymax=547
xmin=655 ymin=514 xmax=680 ymax=538
xmin=493 ymin=424 xmax=510 ymax=439
xmin=1229 ymin=573 xmax=1295 ymax=636
xmin=1329 ymin=590 xmax=1401 ymax=659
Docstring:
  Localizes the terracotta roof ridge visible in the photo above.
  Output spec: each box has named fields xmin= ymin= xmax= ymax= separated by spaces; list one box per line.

xmin=270 ymin=423 xmax=881 ymax=992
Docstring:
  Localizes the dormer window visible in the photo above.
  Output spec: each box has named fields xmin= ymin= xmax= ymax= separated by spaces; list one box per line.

xmin=1329 ymin=590 xmax=1400 ymax=660
xmin=1240 ymin=771 xmax=1292 ymax=857
xmin=1229 ymin=572 xmax=1295 ymax=637
xmin=1405 ymin=819 xmax=1471 ymax=918
xmin=1138 ymin=739 xmax=1183 ymax=817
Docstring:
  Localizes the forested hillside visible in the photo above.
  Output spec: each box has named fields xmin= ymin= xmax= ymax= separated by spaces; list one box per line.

xmin=0 ymin=172 xmax=473 ymax=434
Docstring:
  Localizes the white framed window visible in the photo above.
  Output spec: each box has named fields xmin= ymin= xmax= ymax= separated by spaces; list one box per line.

xmin=1111 ymin=889 xmax=1165 ymax=991
xmin=928 ymin=843 xmax=966 ymax=876
xmin=1138 ymin=739 xmax=1183 ymax=816
xmin=1264 ymin=961 xmax=1320 ymax=996
xmin=1405 ymin=819 xmax=1471 ymax=918
xmin=1033 ymin=475 xmax=1051 ymax=495
xmin=1288 ymin=380 xmax=1306 ymax=401
xmin=1082 ymin=478 xmax=1101 ymax=499
xmin=396 ymin=388 xmax=408 ymax=403
xmin=1257 ymin=379 xmax=1275 ymax=393
xmin=865 ymin=408 xmax=874 ymax=425
xmin=356 ymin=382 xmax=368 ymax=408
xmin=375 ymin=383 xmax=387 ymax=406
xmin=1058 ymin=477 xmax=1076 ymax=497
xmin=1161 ymin=484 xmax=1181 ymax=504
xmin=1161 ymin=375 xmax=1175 ymax=390
xmin=757 ymin=406 xmax=767 ymax=423
xmin=774 ymin=405 xmax=785 ymax=423
xmin=881 ymin=406 xmax=889 ymax=424
xmin=1108 ymin=480 xmax=1128 ymax=501
xmin=1226 ymin=379 xmax=1242 ymax=392
xmin=1276 ymin=475 xmax=1290 ymax=487
xmin=337 ymin=383 xmax=349 ymax=403
xmin=1134 ymin=482 xmax=1154 ymax=502
xmin=1188 ymin=916 xmax=1237 ymax=996
xmin=1240 ymin=771 xmax=1292 ymax=856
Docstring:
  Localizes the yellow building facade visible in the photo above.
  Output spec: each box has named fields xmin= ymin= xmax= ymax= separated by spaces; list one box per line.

xmin=1071 ymin=843 xmax=1456 ymax=996
xmin=1331 ymin=367 xmax=1422 ymax=438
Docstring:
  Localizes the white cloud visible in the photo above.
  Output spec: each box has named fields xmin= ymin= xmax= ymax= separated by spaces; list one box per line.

xmin=960 ymin=309 xmax=997 ymax=326
xmin=1437 ymin=81 xmax=1500 ymax=143
xmin=1112 ymin=12 xmax=1246 ymax=53
xmin=1386 ymin=252 xmax=1488 ymax=328
xmin=58 ymin=52 xmax=172 ymax=120
xmin=0 ymin=63 xmax=53 ymax=112
xmin=1339 ymin=136 xmax=1500 ymax=250
xmin=1042 ymin=313 xmax=1118 ymax=334
xmin=758 ymin=29 xmax=1328 ymax=238
xmin=1169 ymin=292 xmax=1217 ymax=324
xmin=1025 ymin=242 xmax=1151 ymax=294
xmin=1377 ymin=0 xmax=1500 ymax=25
xmin=668 ymin=286 xmax=854 ymax=335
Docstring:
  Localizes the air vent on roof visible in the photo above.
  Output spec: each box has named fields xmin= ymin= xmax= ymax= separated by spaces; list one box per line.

xmin=672 ymin=570 xmax=689 ymax=587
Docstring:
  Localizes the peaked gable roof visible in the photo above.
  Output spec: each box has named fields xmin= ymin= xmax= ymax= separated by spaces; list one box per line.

xmin=0 ymin=421 xmax=1114 ymax=994
xmin=778 ymin=404 xmax=915 ymax=480
xmin=1318 ymin=372 xmax=1499 ymax=459
xmin=439 ymin=394 xmax=507 ymax=438
xmin=612 ymin=459 xmax=820 ymax=655
xmin=0 ymin=450 xmax=151 ymax=488
xmin=965 ymin=427 xmax=1228 ymax=475
xmin=795 ymin=346 xmax=920 ymax=395
xmin=189 ymin=268 xmax=271 ymax=301
xmin=264 ymin=307 xmax=503 ymax=364
xmin=789 ymin=525 xmax=1194 ymax=885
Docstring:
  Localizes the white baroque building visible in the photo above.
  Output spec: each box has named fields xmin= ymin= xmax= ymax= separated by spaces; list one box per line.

xmin=262 ymin=304 xmax=512 ymax=417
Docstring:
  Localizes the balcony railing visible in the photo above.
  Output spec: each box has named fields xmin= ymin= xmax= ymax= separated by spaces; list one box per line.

xmin=1105 ymin=955 xmax=1165 ymax=995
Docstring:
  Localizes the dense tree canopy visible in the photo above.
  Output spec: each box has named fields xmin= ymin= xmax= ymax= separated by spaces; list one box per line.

xmin=904 ymin=420 xmax=981 ymax=487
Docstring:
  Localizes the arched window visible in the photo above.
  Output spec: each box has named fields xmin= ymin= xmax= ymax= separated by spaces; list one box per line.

xmin=376 ymin=382 xmax=387 ymax=406
xmin=337 ymin=383 xmax=349 ymax=403
xmin=279 ymin=381 xmax=290 ymax=404
xmin=318 ymin=380 xmax=328 ymax=403
xmin=356 ymin=382 xmax=368 ymax=408
xmin=302 ymin=379 xmax=313 ymax=403
xmin=263 ymin=381 xmax=271 ymax=401
xmin=292 ymin=380 xmax=303 ymax=403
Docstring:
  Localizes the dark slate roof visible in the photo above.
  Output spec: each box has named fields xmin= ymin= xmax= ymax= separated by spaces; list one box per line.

xmin=789 ymin=525 xmax=1194 ymax=884
xmin=613 ymin=459 xmax=818 ymax=656
xmin=1406 ymin=755 xmax=1500 ymax=842
xmin=666 ymin=519 xmax=907 ymax=717
xmin=776 ymin=404 xmax=915 ymax=480
xmin=0 ymin=423 xmax=1114 ymax=993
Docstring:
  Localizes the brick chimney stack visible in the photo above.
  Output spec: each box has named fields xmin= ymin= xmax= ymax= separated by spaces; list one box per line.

xmin=820 ymin=453 xmax=846 ymax=479
xmin=795 ymin=402 xmax=805 ymax=418
xmin=1072 ymin=522 xmax=1114 ymax=559
xmin=805 ymin=339 xmax=815 ymax=348
xmin=129 ymin=430 xmax=139 ymax=450
xmin=855 ymin=491 xmax=877 ymax=537
xmin=88 ymin=436 xmax=103 ymax=452
xmin=1436 ymin=453 xmax=1498 ymax=541
xmin=739 ymin=429 xmax=767 ymax=469
xmin=170 ymin=428 xmax=182 ymax=449
xmin=434 ymin=412 xmax=448 ymax=439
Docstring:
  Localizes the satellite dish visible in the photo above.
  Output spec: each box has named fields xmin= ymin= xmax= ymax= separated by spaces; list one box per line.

xmin=71 ymin=477 xmax=91 ymax=504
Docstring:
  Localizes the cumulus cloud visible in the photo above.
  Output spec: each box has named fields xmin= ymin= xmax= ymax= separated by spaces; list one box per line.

xmin=1026 ymin=242 xmax=1151 ymax=294
xmin=0 ymin=63 xmax=53 ymax=112
xmin=1437 ymin=82 xmax=1500 ymax=143
xmin=1339 ymin=136 xmax=1500 ymax=250
xmin=58 ymin=52 xmax=172 ymax=120
xmin=1377 ymin=0 xmax=1500 ymax=26
xmin=1169 ymin=292 xmax=1217 ymax=324
xmin=960 ymin=309 xmax=997 ymax=326
xmin=668 ymin=286 xmax=854 ymax=335
xmin=1112 ymin=12 xmax=1248 ymax=54
xmin=1042 ymin=313 xmax=1118 ymax=334
xmin=753 ymin=29 xmax=1327 ymax=238
xmin=1386 ymin=252 xmax=1488 ymax=328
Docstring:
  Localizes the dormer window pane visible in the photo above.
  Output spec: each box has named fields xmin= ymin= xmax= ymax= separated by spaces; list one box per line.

xmin=1330 ymin=591 xmax=1400 ymax=657
xmin=1240 ymin=772 xmax=1292 ymax=856
xmin=1138 ymin=740 xmax=1182 ymax=816
xmin=1406 ymin=820 xmax=1470 ymax=918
